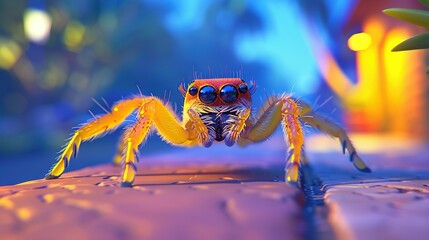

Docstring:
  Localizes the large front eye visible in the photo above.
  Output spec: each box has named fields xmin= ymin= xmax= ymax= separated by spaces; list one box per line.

xmin=220 ymin=85 xmax=238 ymax=103
xmin=199 ymin=85 xmax=217 ymax=104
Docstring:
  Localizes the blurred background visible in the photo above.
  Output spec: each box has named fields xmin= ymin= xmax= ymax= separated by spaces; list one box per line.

xmin=0 ymin=0 xmax=427 ymax=185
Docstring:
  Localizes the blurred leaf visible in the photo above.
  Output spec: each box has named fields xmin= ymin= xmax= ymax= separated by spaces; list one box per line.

xmin=426 ymin=66 xmax=429 ymax=74
xmin=419 ymin=0 xmax=429 ymax=9
xmin=392 ymin=32 xmax=429 ymax=51
xmin=383 ymin=8 xmax=429 ymax=28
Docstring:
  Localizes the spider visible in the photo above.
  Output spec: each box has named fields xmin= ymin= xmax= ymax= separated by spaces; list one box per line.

xmin=46 ymin=78 xmax=370 ymax=187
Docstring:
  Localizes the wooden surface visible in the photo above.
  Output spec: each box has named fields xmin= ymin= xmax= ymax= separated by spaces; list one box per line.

xmin=0 ymin=143 xmax=305 ymax=240
xmin=1 ymin=134 xmax=429 ymax=240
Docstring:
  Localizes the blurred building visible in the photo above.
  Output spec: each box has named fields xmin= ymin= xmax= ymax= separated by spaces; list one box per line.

xmin=305 ymin=0 xmax=428 ymax=139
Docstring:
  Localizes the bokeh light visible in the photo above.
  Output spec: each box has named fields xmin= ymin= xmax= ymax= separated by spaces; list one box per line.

xmin=0 ymin=38 xmax=22 ymax=69
xmin=23 ymin=9 xmax=52 ymax=44
xmin=348 ymin=32 xmax=372 ymax=51
xmin=63 ymin=21 xmax=86 ymax=51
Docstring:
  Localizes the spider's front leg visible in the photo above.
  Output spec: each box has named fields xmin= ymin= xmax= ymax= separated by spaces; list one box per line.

xmin=117 ymin=97 xmax=193 ymax=187
xmin=46 ymin=98 xmax=145 ymax=179
xmin=238 ymin=96 xmax=304 ymax=185
xmin=46 ymin=96 xmax=196 ymax=187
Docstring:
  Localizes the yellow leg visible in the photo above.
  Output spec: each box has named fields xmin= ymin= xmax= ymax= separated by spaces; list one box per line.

xmin=280 ymin=97 xmax=304 ymax=185
xmin=47 ymin=92 xmax=205 ymax=186
xmin=300 ymin=111 xmax=371 ymax=172
xmin=112 ymin=137 xmax=126 ymax=166
xmin=238 ymin=96 xmax=305 ymax=186
xmin=115 ymin=95 xmax=196 ymax=165
xmin=120 ymin=97 xmax=194 ymax=187
xmin=120 ymin=99 xmax=156 ymax=187
xmin=239 ymin=96 xmax=283 ymax=145
xmin=46 ymin=98 xmax=145 ymax=179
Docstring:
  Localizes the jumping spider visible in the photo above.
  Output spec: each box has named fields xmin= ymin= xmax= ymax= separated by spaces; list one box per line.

xmin=46 ymin=78 xmax=370 ymax=187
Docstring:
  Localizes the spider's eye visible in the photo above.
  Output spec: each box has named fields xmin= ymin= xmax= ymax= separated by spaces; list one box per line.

xmin=199 ymin=85 xmax=217 ymax=104
xmin=220 ymin=85 xmax=238 ymax=103
xmin=238 ymin=84 xmax=248 ymax=93
xmin=188 ymin=86 xmax=198 ymax=96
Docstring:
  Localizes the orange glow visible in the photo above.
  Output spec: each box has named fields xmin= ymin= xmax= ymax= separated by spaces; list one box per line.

xmin=383 ymin=28 xmax=426 ymax=137
xmin=348 ymin=32 xmax=372 ymax=51
xmin=352 ymin=18 xmax=384 ymax=131
xmin=384 ymin=28 xmax=409 ymax=134
xmin=17 ymin=208 xmax=32 ymax=221
xmin=311 ymin=15 xmax=426 ymax=138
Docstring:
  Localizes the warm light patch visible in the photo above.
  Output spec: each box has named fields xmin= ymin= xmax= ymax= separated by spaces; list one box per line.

xmin=42 ymin=194 xmax=55 ymax=204
xmin=0 ymin=38 xmax=22 ymax=69
xmin=17 ymin=208 xmax=32 ymax=221
xmin=63 ymin=21 xmax=86 ymax=51
xmin=348 ymin=32 xmax=372 ymax=51
xmin=0 ymin=198 xmax=14 ymax=209
xmin=23 ymin=9 xmax=52 ymax=44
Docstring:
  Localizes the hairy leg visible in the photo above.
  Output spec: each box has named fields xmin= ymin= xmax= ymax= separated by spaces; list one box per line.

xmin=118 ymin=98 xmax=208 ymax=187
xmin=280 ymin=97 xmax=304 ymax=185
xmin=46 ymin=98 xmax=145 ymax=179
xmin=120 ymin=99 xmax=156 ymax=187
xmin=113 ymin=137 xmax=126 ymax=165
xmin=238 ymin=96 xmax=305 ymax=185
xmin=299 ymin=106 xmax=371 ymax=172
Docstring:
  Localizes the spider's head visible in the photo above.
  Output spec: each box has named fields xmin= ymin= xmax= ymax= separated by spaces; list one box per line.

xmin=180 ymin=78 xmax=253 ymax=107
xmin=179 ymin=78 xmax=255 ymax=146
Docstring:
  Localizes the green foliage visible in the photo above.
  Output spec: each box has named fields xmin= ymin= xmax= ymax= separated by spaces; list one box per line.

xmin=383 ymin=8 xmax=429 ymax=28
xmin=384 ymin=1 xmax=429 ymax=74
xmin=383 ymin=5 xmax=429 ymax=52
xmin=391 ymin=32 xmax=429 ymax=51
xmin=419 ymin=0 xmax=429 ymax=9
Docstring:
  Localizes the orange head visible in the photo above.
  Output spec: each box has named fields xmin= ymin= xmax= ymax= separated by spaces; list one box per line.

xmin=179 ymin=78 xmax=255 ymax=146
xmin=180 ymin=78 xmax=253 ymax=107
